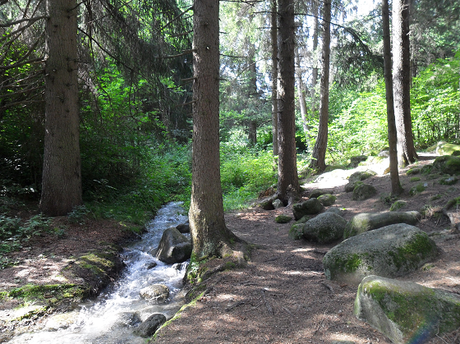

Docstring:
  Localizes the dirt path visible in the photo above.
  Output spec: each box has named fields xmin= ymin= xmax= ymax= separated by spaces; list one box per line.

xmin=153 ymin=157 xmax=460 ymax=344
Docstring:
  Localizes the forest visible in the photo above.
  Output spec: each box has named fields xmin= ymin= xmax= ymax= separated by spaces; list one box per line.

xmin=0 ymin=0 xmax=459 ymax=254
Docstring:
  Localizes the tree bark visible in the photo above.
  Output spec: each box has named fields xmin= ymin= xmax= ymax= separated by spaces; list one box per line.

xmin=392 ymin=0 xmax=418 ymax=166
xmin=383 ymin=0 xmax=403 ymax=195
xmin=295 ymin=47 xmax=309 ymax=140
xmin=189 ymin=0 xmax=240 ymax=259
xmin=310 ymin=0 xmax=331 ymax=172
xmin=40 ymin=0 xmax=82 ymax=216
xmin=310 ymin=0 xmax=320 ymax=114
xmin=277 ymin=0 xmax=299 ymax=203
xmin=271 ymin=0 xmax=279 ymax=156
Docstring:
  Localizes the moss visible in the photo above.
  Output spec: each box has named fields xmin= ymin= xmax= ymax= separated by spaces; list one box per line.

xmin=389 ymin=233 xmax=437 ymax=270
xmin=410 ymin=177 xmax=421 ymax=182
xmin=390 ymin=200 xmax=407 ymax=211
xmin=410 ymin=183 xmax=426 ymax=196
xmin=275 ymin=215 xmax=292 ymax=224
xmin=407 ymin=168 xmax=421 ymax=175
xmin=344 ymin=254 xmax=362 ymax=272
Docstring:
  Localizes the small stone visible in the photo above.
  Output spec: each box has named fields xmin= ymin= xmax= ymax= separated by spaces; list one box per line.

xmin=275 ymin=215 xmax=292 ymax=224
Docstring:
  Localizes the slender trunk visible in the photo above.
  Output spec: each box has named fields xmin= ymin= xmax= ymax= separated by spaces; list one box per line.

xmin=393 ymin=0 xmax=418 ymax=166
xmin=40 ymin=0 xmax=82 ymax=216
xmin=295 ymin=47 xmax=309 ymax=140
xmin=383 ymin=0 xmax=403 ymax=195
xmin=310 ymin=0 xmax=331 ymax=172
xmin=277 ymin=0 xmax=299 ymax=203
xmin=271 ymin=0 xmax=279 ymax=156
xmin=189 ymin=0 xmax=239 ymax=258
xmin=248 ymin=43 xmax=258 ymax=146
xmin=311 ymin=0 xmax=320 ymax=114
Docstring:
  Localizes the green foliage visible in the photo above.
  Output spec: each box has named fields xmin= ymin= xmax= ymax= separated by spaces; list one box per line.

xmin=0 ymin=214 xmax=51 ymax=268
xmin=327 ymin=83 xmax=388 ymax=164
xmin=411 ymin=54 xmax=460 ymax=147
xmin=220 ymin=145 xmax=277 ymax=210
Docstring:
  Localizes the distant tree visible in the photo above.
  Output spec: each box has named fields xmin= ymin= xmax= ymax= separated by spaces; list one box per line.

xmin=392 ymin=0 xmax=418 ymax=165
xmin=276 ymin=0 xmax=299 ymax=203
xmin=382 ymin=0 xmax=403 ymax=195
xmin=40 ymin=0 xmax=82 ymax=216
xmin=189 ymin=0 xmax=243 ymax=258
xmin=271 ymin=0 xmax=279 ymax=156
xmin=310 ymin=0 xmax=331 ymax=172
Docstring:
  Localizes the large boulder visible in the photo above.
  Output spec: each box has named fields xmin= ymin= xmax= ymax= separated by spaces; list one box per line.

xmin=134 ymin=313 xmax=166 ymax=337
xmin=355 ymin=275 xmax=460 ymax=344
xmin=352 ymin=183 xmax=377 ymax=201
xmin=292 ymin=198 xmax=324 ymax=220
xmin=300 ymin=212 xmax=347 ymax=244
xmin=140 ymin=284 xmax=170 ymax=304
xmin=323 ymin=224 xmax=439 ymax=285
xmin=344 ymin=211 xmax=421 ymax=239
xmin=436 ymin=141 xmax=460 ymax=156
xmin=433 ymin=155 xmax=460 ymax=175
xmin=155 ymin=227 xmax=192 ymax=264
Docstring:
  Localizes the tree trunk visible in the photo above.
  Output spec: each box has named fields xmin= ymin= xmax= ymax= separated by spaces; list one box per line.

xmin=40 ymin=0 xmax=82 ymax=216
xmin=310 ymin=0 xmax=320 ymax=114
xmin=392 ymin=0 xmax=418 ymax=166
xmin=310 ymin=0 xmax=331 ymax=172
xmin=295 ymin=47 xmax=309 ymax=141
xmin=271 ymin=0 xmax=279 ymax=156
xmin=247 ymin=43 xmax=258 ymax=146
xmin=277 ymin=0 xmax=299 ymax=203
xmin=383 ymin=0 xmax=403 ymax=195
xmin=189 ymin=0 xmax=241 ymax=259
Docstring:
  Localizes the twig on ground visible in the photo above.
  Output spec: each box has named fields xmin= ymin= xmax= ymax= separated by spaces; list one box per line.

xmin=261 ymin=289 xmax=274 ymax=315
xmin=321 ymin=282 xmax=334 ymax=293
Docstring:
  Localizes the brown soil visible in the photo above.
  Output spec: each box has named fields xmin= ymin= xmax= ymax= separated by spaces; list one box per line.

xmin=1 ymin=154 xmax=460 ymax=344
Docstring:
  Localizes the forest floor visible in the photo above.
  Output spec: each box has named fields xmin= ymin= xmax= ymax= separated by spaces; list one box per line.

xmin=1 ymin=153 xmax=460 ymax=344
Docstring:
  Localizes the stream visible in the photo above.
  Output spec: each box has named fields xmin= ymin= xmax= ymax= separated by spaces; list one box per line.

xmin=8 ymin=202 xmax=189 ymax=344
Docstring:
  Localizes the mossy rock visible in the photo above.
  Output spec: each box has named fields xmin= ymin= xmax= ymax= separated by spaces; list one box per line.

xmin=61 ymin=245 xmax=124 ymax=298
xmin=301 ymin=212 xmax=347 ymax=244
xmin=275 ymin=215 xmax=292 ymax=224
xmin=309 ymin=189 xmax=328 ymax=199
xmin=406 ymin=168 xmax=421 ymax=175
xmin=390 ymin=200 xmax=407 ymax=211
xmin=349 ymin=170 xmax=377 ymax=183
xmin=324 ymin=224 xmax=439 ymax=285
xmin=289 ymin=223 xmax=304 ymax=240
xmin=344 ymin=211 xmax=421 ymax=239
xmin=318 ymin=194 xmax=336 ymax=206
xmin=436 ymin=141 xmax=460 ymax=156
xmin=410 ymin=176 xmax=421 ymax=182
xmin=355 ymin=275 xmax=460 ymax=344
xmin=409 ymin=183 xmax=427 ymax=196
xmin=433 ymin=155 xmax=460 ymax=175
xmin=292 ymin=198 xmax=324 ymax=220
xmin=352 ymin=183 xmax=377 ymax=201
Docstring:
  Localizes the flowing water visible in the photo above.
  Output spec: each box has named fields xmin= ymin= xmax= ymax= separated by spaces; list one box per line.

xmin=8 ymin=202 xmax=189 ymax=344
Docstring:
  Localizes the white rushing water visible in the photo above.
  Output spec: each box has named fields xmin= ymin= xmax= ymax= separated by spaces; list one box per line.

xmin=8 ymin=202 xmax=189 ymax=344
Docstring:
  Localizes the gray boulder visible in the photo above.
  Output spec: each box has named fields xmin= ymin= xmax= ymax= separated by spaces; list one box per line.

xmin=113 ymin=312 xmax=141 ymax=328
xmin=134 ymin=313 xmax=166 ymax=338
xmin=436 ymin=141 xmax=460 ymax=156
xmin=140 ymin=284 xmax=170 ymax=304
xmin=318 ymin=194 xmax=336 ymax=206
xmin=300 ymin=212 xmax=347 ymax=244
xmin=352 ymin=183 xmax=377 ymax=201
xmin=325 ymin=206 xmax=346 ymax=216
xmin=309 ymin=189 xmax=329 ymax=198
xmin=292 ymin=198 xmax=324 ymax=220
xmin=344 ymin=211 xmax=421 ymax=239
xmin=349 ymin=170 xmax=377 ymax=183
xmin=323 ymin=224 xmax=439 ymax=285
xmin=155 ymin=227 xmax=192 ymax=264
xmin=355 ymin=275 xmax=460 ymax=344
